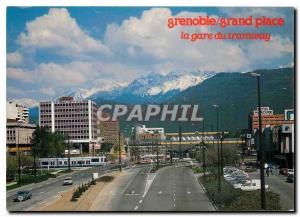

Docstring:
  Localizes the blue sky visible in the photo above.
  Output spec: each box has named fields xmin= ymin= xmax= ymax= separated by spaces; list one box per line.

xmin=6 ymin=7 xmax=294 ymax=102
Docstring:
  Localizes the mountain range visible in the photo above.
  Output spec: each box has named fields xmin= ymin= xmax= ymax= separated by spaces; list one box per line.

xmin=17 ymin=67 xmax=294 ymax=133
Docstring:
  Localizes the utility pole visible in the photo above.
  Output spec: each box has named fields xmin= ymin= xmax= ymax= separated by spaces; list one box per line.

xmin=170 ymin=139 xmax=173 ymax=165
xmin=202 ymin=118 xmax=206 ymax=183
xmin=17 ymin=121 xmax=21 ymax=186
xmin=68 ymin=135 xmax=71 ymax=171
xmin=249 ymin=72 xmax=266 ymax=209
xmin=119 ymin=130 xmax=122 ymax=171
xmin=179 ymin=126 xmax=182 ymax=159
xmin=213 ymin=105 xmax=221 ymax=192
xmin=156 ymin=137 xmax=159 ymax=168
xmin=220 ymin=131 xmax=224 ymax=176
xmin=32 ymin=136 xmax=36 ymax=179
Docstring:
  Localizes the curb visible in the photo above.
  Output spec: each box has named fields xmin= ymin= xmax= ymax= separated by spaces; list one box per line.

xmin=195 ymin=174 xmax=219 ymax=211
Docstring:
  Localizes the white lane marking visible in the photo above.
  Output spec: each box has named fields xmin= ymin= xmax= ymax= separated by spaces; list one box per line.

xmin=121 ymin=170 xmax=140 ymax=195
xmin=125 ymin=193 xmax=130 ymax=196
xmin=134 ymin=205 xmax=139 ymax=210
xmin=131 ymin=190 xmax=135 ymax=195
xmin=142 ymin=173 xmax=156 ymax=198
xmin=158 ymin=191 xmax=162 ymax=195
xmin=187 ymin=191 xmax=191 ymax=194
xmin=39 ymin=191 xmax=45 ymax=194
xmin=139 ymin=200 xmax=142 ymax=204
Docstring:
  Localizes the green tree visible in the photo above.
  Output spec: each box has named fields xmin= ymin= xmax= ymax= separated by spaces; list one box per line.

xmin=32 ymin=126 xmax=66 ymax=158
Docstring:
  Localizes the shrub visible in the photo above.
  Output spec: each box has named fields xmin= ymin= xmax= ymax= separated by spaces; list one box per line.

xmin=192 ymin=167 xmax=205 ymax=174
xmin=226 ymin=191 xmax=281 ymax=211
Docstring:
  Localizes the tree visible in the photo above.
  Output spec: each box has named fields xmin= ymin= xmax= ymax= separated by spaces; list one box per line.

xmin=100 ymin=143 xmax=114 ymax=153
xmin=32 ymin=126 xmax=66 ymax=158
xmin=197 ymin=145 xmax=241 ymax=169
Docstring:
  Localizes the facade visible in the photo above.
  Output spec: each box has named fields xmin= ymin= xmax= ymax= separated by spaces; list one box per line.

xmin=98 ymin=119 xmax=125 ymax=155
xmin=39 ymin=97 xmax=98 ymax=154
xmin=254 ymin=109 xmax=294 ymax=169
xmin=135 ymin=125 xmax=165 ymax=141
xmin=6 ymin=101 xmax=29 ymax=123
xmin=6 ymin=122 xmax=36 ymax=156
xmin=251 ymin=107 xmax=294 ymax=133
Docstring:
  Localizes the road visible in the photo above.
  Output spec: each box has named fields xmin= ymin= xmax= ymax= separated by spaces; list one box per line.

xmin=92 ymin=163 xmax=215 ymax=211
xmin=249 ymin=171 xmax=294 ymax=210
xmin=6 ymin=165 xmax=118 ymax=212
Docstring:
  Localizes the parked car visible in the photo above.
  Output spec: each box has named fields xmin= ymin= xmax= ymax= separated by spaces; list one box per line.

xmin=185 ymin=161 xmax=196 ymax=168
xmin=240 ymin=179 xmax=268 ymax=191
xmin=13 ymin=190 xmax=32 ymax=202
xmin=287 ymin=173 xmax=294 ymax=183
xmin=63 ymin=177 xmax=73 ymax=185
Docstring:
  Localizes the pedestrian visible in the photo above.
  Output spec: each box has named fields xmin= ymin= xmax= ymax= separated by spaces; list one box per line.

xmin=266 ymin=167 xmax=270 ymax=177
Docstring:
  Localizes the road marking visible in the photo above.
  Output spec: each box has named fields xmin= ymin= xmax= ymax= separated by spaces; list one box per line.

xmin=139 ymin=200 xmax=143 ymax=204
xmin=187 ymin=191 xmax=191 ymax=194
xmin=39 ymin=191 xmax=45 ymax=194
xmin=158 ymin=191 xmax=162 ymax=195
xmin=121 ymin=170 xmax=140 ymax=195
xmin=125 ymin=193 xmax=130 ymax=196
xmin=142 ymin=173 xmax=156 ymax=198
xmin=134 ymin=205 xmax=139 ymax=210
xmin=131 ymin=190 xmax=135 ymax=195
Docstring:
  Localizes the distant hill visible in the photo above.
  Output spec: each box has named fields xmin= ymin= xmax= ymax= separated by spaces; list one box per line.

xmin=29 ymin=67 xmax=294 ymax=134
xmin=165 ymin=67 xmax=294 ymax=132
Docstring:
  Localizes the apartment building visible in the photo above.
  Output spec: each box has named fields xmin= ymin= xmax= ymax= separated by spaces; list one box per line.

xmin=39 ymin=97 xmax=98 ymax=154
xmin=6 ymin=101 xmax=29 ymax=123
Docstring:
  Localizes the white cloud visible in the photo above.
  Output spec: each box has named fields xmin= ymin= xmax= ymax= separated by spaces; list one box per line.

xmin=104 ymin=8 xmax=294 ymax=73
xmin=39 ymin=87 xmax=56 ymax=96
xmin=7 ymin=67 xmax=33 ymax=83
xmin=245 ymin=36 xmax=293 ymax=60
xmin=7 ymin=51 xmax=23 ymax=66
xmin=18 ymin=8 xmax=112 ymax=58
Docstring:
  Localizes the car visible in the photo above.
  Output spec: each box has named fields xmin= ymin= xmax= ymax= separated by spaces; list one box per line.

xmin=240 ymin=179 xmax=268 ymax=191
xmin=63 ymin=177 xmax=73 ymax=185
xmin=287 ymin=173 xmax=294 ymax=183
xmin=185 ymin=161 xmax=196 ymax=168
xmin=13 ymin=190 xmax=32 ymax=202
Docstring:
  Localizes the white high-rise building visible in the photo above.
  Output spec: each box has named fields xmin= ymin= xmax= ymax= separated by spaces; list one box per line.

xmin=6 ymin=101 xmax=29 ymax=123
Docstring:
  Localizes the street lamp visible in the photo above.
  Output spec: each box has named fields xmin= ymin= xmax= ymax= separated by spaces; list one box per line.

xmin=213 ymin=104 xmax=221 ymax=192
xmin=118 ymin=129 xmax=122 ymax=171
xmin=17 ymin=120 xmax=22 ymax=186
xmin=249 ymin=72 xmax=266 ymax=209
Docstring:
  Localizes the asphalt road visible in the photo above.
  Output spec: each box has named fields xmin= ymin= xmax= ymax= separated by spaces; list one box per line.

xmin=101 ymin=163 xmax=215 ymax=211
xmin=6 ymin=164 xmax=118 ymax=212
xmin=249 ymin=171 xmax=294 ymax=211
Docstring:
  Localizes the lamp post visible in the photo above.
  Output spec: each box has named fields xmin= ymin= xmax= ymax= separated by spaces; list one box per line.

xmin=17 ymin=120 xmax=21 ymax=186
xmin=249 ymin=72 xmax=266 ymax=210
xmin=213 ymin=104 xmax=221 ymax=192
xmin=170 ymin=139 xmax=173 ymax=165
xmin=220 ymin=131 xmax=224 ymax=176
xmin=118 ymin=130 xmax=122 ymax=171
xmin=67 ymin=135 xmax=71 ymax=172
xmin=156 ymin=137 xmax=159 ymax=168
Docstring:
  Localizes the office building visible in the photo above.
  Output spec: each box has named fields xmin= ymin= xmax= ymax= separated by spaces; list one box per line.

xmin=6 ymin=122 xmax=36 ymax=156
xmin=39 ymin=97 xmax=98 ymax=154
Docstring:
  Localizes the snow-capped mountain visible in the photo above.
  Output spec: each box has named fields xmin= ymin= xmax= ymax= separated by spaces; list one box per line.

xmin=114 ymin=70 xmax=216 ymax=103
xmin=58 ymin=81 xmax=126 ymax=100
xmin=45 ymin=70 xmax=216 ymax=104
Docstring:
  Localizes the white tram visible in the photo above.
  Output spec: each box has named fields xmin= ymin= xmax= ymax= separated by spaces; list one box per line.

xmin=38 ymin=156 xmax=106 ymax=168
